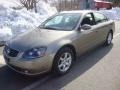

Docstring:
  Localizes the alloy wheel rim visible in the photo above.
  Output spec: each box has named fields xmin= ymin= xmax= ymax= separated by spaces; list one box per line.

xmin=58 ymin=52 xmax=72 ymax=72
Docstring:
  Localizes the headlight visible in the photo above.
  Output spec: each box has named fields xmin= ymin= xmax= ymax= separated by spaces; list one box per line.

xmin=22 ymin=47 xmax=47 ymax=59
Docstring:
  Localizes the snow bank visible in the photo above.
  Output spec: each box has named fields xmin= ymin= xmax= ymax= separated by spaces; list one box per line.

xmin=36 ymin=1 xmax=57 ymax=15
xmin=0 ymin=0 xmax=21 ymax=8
xmin=0 ymin=1 xmax=57 ymax=42
xmin=0 ymin=27 xmax=12 ymax=41
xmin=99 ymin=7 xmax=120 ymax=20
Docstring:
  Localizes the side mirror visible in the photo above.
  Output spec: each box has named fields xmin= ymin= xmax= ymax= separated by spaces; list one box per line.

xmin=81 ymin=24 xmax=92 ymax=30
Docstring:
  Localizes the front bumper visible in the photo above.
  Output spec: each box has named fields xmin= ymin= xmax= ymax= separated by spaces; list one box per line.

xmin=4 ymin=51 xmax=54 ymax=75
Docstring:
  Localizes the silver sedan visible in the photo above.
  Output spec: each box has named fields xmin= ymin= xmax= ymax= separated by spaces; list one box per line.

xmin=3 ymin=10 xmax=115 ymax=75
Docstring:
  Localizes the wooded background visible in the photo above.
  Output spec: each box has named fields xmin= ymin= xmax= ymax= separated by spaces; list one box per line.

xmin=19 ymin=0 xmax=120 ymax=12
xmin=53 ymin=0 xmax=120 ymax=11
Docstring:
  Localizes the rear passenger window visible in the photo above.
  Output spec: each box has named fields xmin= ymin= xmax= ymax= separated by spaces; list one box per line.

xmin=94 ymin=12 xmax=108 ymax=24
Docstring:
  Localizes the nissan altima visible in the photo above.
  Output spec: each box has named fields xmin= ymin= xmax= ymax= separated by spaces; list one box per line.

xmin=3 ymin=10 xmax=115 ymax=75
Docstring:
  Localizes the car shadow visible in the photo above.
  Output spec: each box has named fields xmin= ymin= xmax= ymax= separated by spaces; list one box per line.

xmin=0 ymin=44 xmax=113 ymax=90
xmin=0 ymin=65 xmax=50 ymax=90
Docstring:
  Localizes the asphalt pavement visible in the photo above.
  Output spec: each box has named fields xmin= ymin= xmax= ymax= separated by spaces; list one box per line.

xmin=0 ymin=21 xmax=120 ymax=90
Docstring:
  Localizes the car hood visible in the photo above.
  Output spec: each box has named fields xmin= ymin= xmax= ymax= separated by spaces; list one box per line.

xmin=7 ymin=28 xmax=74 ymax=52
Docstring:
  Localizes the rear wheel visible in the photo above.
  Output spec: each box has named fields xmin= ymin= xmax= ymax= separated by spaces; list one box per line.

xmin=105 ymin=32 xmax=113 ymax=46
xmin=52 ymin=47 xmax=75 ymax=75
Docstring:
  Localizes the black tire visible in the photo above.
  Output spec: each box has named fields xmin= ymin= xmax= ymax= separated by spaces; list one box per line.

xmin=52 ymin=47 xmax=75 ymax=75
xmin=105 ymin=31 xmax=113 ymax=46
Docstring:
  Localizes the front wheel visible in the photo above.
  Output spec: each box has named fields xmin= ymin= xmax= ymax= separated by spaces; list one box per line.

xmin=52 ymin=47 xmax=75 ymax=75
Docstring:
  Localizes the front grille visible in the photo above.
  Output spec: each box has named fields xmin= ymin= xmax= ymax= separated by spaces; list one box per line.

xmin=5 ymin=46 xmax=19 ymax=57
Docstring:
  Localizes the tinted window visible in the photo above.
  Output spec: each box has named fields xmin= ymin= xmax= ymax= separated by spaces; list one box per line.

xmin=94 ymin=12 xmax=108 ymax=24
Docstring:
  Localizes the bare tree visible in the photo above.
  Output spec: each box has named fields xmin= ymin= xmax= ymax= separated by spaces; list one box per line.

xmin=20 ymin=0 xmax=39 ymax=12
xmin=109 ymin=0 xmax=120 ymax=7
xmin=55 ymin=0 xmax=80 ymax=11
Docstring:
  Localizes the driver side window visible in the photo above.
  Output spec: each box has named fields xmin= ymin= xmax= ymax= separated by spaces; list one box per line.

xmin=81 ymin=13 xmax=95 ymax=26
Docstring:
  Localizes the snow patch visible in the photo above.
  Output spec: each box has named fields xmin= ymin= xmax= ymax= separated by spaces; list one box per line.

xmin=0 ymin=1 xmax=57 ymax=42
xmin=0 ymin=27 xmax=12 ymax=41
xmin=99 ymin=7 xmax=120 ymax=20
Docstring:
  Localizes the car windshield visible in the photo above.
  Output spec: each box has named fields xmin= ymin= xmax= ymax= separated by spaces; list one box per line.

xmin=40 ymin=13 xmax=81 ymax=31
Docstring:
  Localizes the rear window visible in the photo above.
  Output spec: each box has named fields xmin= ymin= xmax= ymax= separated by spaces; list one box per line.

xmin=94 ymin=12 xmax=108 ymax=24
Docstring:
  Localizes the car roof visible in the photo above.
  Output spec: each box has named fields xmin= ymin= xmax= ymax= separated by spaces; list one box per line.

xmin=60 ymin=10 xmax=93 ymax=14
